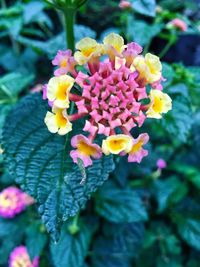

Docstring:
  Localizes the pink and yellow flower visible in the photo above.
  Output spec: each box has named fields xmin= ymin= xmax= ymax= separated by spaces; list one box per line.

xmin=43 ymin=32 xmax=172 ymax=166
xmin=0 ymin=187 xmax=34 ymax=218
xmin=46 ymin=75 xmax=74 ymax=108
xmin=52 ymin=50 xmax=77 ymax=77
xmin=102 ymin=134 xmax=133 ymax=155
xmin=128 ymin=133 xmax=149 ymax=163
xmin=44 ymin=107 xmax=72 ymax=135
xmin=70 ymin=135 xmax=102 ymax=167
xmin=133 ymin=53 xmax=162 ymax=84
xmin=74 ymin=38 xmax=103 ymax=65
xmin=146 ymin=89 xmax=172 ymax=119
xmin=9 ymin=246 xmax=39 ymax=267
xmin=103 ymin=33 xmax=125 ymax=61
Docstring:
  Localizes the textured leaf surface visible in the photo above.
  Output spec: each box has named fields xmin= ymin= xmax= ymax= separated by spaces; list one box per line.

xmin=95 ymin=181 xmax=148 ymax=223
xmin=3 ymin=94 xmax=114 ymax=240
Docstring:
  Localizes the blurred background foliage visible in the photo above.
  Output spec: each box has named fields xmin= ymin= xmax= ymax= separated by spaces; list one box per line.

xmin=0 ymin=0 xmax=200 ymax=266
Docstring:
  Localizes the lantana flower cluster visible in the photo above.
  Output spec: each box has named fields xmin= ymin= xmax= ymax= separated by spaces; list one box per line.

xmin=43 ymin=33 xmax=172 ymax=167
xmin=9 ymin=246 xmax=39 ymax=267
xmin=0 ymin=186 xmax=34 ymax=218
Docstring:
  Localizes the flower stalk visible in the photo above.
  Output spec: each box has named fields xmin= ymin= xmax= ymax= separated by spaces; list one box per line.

xmin=64 ymin=8 xmax=75 ymax=52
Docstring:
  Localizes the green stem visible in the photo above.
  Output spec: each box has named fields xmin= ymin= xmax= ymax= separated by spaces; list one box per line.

xmin=159 ymin=38 xmax=175 ymax=59
xmin=64 ymin=9 xmax=75 ymax=52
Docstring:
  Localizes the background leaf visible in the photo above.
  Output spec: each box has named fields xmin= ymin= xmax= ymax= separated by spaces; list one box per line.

xmin=92 ymin=222 xmax=144 ymax=267
xmin=95 ymin=180 xmax=148 ymax=223
xmin=50 ymin=219 xmax=97 ymax=267
xmin=129 ymin=0 xmax=156 ymax=17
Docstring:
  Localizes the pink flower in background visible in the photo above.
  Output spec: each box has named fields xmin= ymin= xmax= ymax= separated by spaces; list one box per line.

xmin=0 ymin=187 xmax=34 ymax=218
xmin=168 ymin=18 xmax=187 ymax=32
xmin=156 ymin=158 xmax=167 ymax=170
xmin=9 ymin=246 xmax=39 ymax=267
xmin=119 ymin=0 xmax=132 ymax=9
xmin=30 ymin=84 xmax=43 ymax=93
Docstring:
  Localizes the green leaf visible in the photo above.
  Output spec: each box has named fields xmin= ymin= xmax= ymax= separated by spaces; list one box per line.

xmin=0 ymin=215 xmax=27 ymax=265
xmin=162 ymin=63 xmax=175 ymax=88
xmin=92 ymin=222 xmax=144 ymax=267
xmin=50 ymin=219 xmax=96 ymax=267
xmin=23 ymin=1 xmax=45 ymax=24
xmin=25 ymin=222 xmax=48 ymax=259
xmin=177 ymin=219 xmax=200 ymax=250
xmin=167 ymin=84 xmax=189 ymax=98
xmin=95 ymin=181 xmax=148 ymax=223
xmin=130 ymin=0 xmax=156 ymax=17
xmin=0 ymin=72 xmax=34 ymax=103
xmin=127 ymin=18 xmax=163 ymax=46
xmin=3 ymin=94 xmax=114 ymax=240
xmin=172 ymin=200 xmax=200 ymax=250
xmin=170 ymin=163 xmax=200 ymax=189
xmin=160 ymin=95 xmax=192 ymax=143
xmin=17 ymin=25 xmax=96 ymax=59
xmin=153 ymin=176 xmax=188 ymax=212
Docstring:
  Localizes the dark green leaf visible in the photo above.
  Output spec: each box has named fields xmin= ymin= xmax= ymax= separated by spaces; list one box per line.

xmin=3 ymin=94 xmax=114 ymax=240
xmin=172 ymin=200 xmax=200 ymax=250
xmin=160 ymin=96 xmax=192 ymax=143
xmin=50 ymin=219 xmax=96 ymax=267
xmin=26 ymin=222 xmax=48 ymax=259
xmin=153 ymin=176 xmax=188 ymax=212
xmin=92 ymin=222 xmax=144 ymax=267
xmin=0 ymin=215 xmax=27 ymax=265
xmin=95 ymin=181 xmax=148 ymax=223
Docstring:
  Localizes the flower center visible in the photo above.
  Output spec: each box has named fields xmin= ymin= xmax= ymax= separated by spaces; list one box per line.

xmin=0 ymin=195 xmax=13 ymax=207
xmin=130 ymin=141 xmax=143 ymax=153
xmin=152 ymin=96 xmax=163 ymax=113
xmin=109 ymin=139 xmax=127 ymax=152
xmin=15 ymin=257 xmax=31 ymax=267
xmin=82 ymin=47 xmax=96 ymax=57
xmin=60 ymin=60 xmax=67 ymax=68
xmin=55 ymin=111 xmax=67 ymax=128
xmin=56 ymin=82 xmax=70 ymax=100
xmin=77 ymin=141 xmax=97 ymax=156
